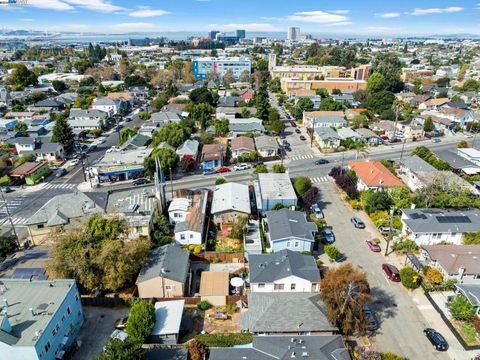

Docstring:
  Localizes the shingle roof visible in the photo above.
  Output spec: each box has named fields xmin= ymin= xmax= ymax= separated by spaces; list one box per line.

xmin=401 ymin=155 xmax=436 ymax=173
xmin=211 ymin=182 xmax=251 ymax=215
xmin=249 ymin=250 xmax=320 ymax=283
xmin=266 ymin=209 xmax=317 ymax=242
xmin=241 ymin=292 xmax=337 ymax=333
xmin=136 ymin=244 xmax=190 ymax=284
xmin=402 ymin=208 xmax=480 ymax=234
xmin=422 ymin=245 xmax=480 ymax=275
xmin=231 ymin=136 xmax=255 ymax=151
xmin=254 ymin=135 xmax=279 ymax=150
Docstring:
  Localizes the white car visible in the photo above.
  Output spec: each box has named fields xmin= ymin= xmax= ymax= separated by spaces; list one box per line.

xmin=96 ymin=137 xmax=106 ymax=144
xmin=106 ymin=146 xmax=119 ymax=153
xmin=464 ymin=134 xmax=473 ymax=138
xmin=70 ymin=159 xmax=80 ymax=166
xmin=234 ymin=163 xmax=250 ymax=171
xmin=311 ymin=203 xmax=324 ymax=219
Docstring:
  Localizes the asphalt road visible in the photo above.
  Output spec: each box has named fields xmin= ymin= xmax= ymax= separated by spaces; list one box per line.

xmin=319 ymin=182 xmax=450 ymax=360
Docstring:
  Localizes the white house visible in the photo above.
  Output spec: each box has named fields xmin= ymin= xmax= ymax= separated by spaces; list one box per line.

xmin=401 ymin=208 xmax=480 ymax=245
xmin=458 ymin=148 xmax=480 ymax=167
xmin=168 ymin=189 xmax=208 ymax=245
xmin=248 ymin=250 xmax=321 ymax=293
xmin=256 ymin=173 xmax=297 ymax=212
xmin=91 ymin=97 xmax=120 ymax=117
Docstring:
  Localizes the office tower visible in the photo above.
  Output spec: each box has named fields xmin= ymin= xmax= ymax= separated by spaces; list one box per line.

xmin=287 ymin=27 xmax=301 ymax=41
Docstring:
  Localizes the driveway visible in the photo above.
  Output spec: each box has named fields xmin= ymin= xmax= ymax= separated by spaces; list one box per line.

xmin=73 ymin=306 xmax=130 ymax=360
xmin=318 ymin=182 xmax=449 ymax=360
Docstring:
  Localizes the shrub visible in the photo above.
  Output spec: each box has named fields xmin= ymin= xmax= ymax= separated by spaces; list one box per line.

xmin=126 ymin=300 xmax=156 ymax=342
xmin=195 ymin=333 xmax=253 ymax=347
xmin=372 ymin=238 xmax=381 ymax=244
xmin=272 ymin=164 xmax=286 ymax=173
xmin=0 ymin=175 xmax=10 ymax=186
xmin=399 ymin=266 xmax=419 ymax=289
xmin=293 ymin=176 xmax=312 ymax=196
xmin=215 ymin=177 xmax=227 ymax=185
xmin=462 ymin=322 xmax=478 ymax=344
xmin=253 ymin=165 xmax=268 ymax=174
xmin=449 ymin=295 xmax=475 ymax=321
xmin=272 ymin=203 xmax=285 ymax=210
xmin=381 ymin=353 xmax=405 ymax=360
xmin=197 ymin=300 xmax=212 ymax=311
xmin=324 ymin=244 xmax=341 ymax=261
xmin=314 ymin=219 xmax=326 ymax=229
xmin=426 ymin=267 xmax=443 ymax=285
xmin=193 ymin=245 xmax=202 ymax=254
xmin=391 ymin=240 xmax=419 ymax=255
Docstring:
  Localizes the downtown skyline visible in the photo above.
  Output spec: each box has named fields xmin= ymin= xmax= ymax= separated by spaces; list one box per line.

xmin=0 ymin=0 xmax=479 ymax=37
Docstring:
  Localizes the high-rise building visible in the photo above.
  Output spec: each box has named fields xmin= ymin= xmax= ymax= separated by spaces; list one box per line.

xmin=236 ymin=29 xmax=246 ymax=39
xmin=268 ymin=53 xmax=277 ymax=71
xmin=209 ymin=30 xmax=220 ymax=41
xmin=287 ymin=27 xmax=301 ymax=41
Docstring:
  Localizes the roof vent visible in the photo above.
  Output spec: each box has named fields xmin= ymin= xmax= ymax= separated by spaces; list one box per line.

xmin=290 ymin=353 xmax=296 ymax=358
xmin=302 ymin=352 xmax=309 ymax=358
xmin=127 ymin=204 xmax=139 ymax=212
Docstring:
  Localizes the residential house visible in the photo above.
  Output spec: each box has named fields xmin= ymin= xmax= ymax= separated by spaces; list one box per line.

xmin=337 ymin=127 xmax=362 ymax=141
xmin=0 ymin=118 xmax=17 ymax=130
xmin=69 ymin=108 xmax=107 ymax=130
xmin=210 ymin=336 xmax=350 ymax=360
xmin=217 ymin=95 xmax=243 ymax=107
xmin=105 ymin=185 xmax=159 ymax=239
xmin=211 ymin=182 xmax=251 ymax=232
xmin=201 ymin=143 xmax=226 ymax=172
xmin=254 ymin=135 xmax=279 ymax=158
xmin=372 ymin=120 xmax=397 ymax=139
xmin=434 ymin=149 xmax=480 ymax=175
xmin=9 ymin=161 xmax=51 ymax=186
xmin=238 ymin=88 xmax=255 ymax=102
xmin=91 ymin=97 xmax=120 ymax=117
xmin=5 ymin=112 xmax=35 ymax=121
xmin=136 ymin=244 xmax=191 ymax=299
xmin=348 ymin=160 xmax=404 ymax=192
xmin=303 ymin=110 xmax=345 ymax=128
xmin=26 ymin=126 xmax=48 ymax=138
xmin=249 ymin=250 xmax=321 ymax=293
xmin=401 ymin=208 xmax=480 ymax=245
xmin=397 ymin=120 xmax=424 ymax=140
xmin=175 ymin=139 xmax=199 ymax=162
xmin=107 ymin=92 xmax=133 ymax=110
xmin=199 ymin=272 xmax=230 ymax=306
xmin=417 ymin=114 xmax=455 ymax=134
xmin=120 ymin=133 xmax=151 ymax=150
xmin=229 ymin=118 xmax=265 ymax=138
xmin=438 ymin=107 xmax=473 ymax=127
xmin=0 ymin=86 xmax=7 ymax=105
xmin=421 ymin=245 xmax=480 ymax=284
xmin=313 ymin=127 xmax=342 ymax=150
xmin=355 ymin=128 xmax=383 ymax=145
xmin=149 ymin=300 xmax=185 ymax=344
xmin=145 ymin=348 xmax=187 ymax=360
xmin=240 ymin=292 xmax=337 ymax=335
xmin=256 ymin=173 xmax=297 ymax=212
xmin=418 ymin=98 xmax=449 ymax=111
xmin=231 ymin=136 xmax=255 ymax=159
xmin=25 ymin=192 xmax=103 ymax=244
xmin=458 ymin=148 xmax=480 ymax=167
xmin=0 ymin=279 xmax=84 ymax=360
xmin=168 ymin=189 xmax=208 ymax=245
xmin=216 ymin=106 xmax=255 ymax=120
xmin=150 ymin=111 xmax=182 ymax=124
xmin=264 ymin=209 xmax=317 ymax=253
xmin=13 ymin=137 xmax=64 ymax=162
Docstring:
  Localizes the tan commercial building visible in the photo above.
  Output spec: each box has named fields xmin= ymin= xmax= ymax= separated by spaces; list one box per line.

xmin=271 ymin=64 xmax=371 ymax=82
xmin=281 ymin=77 xmax=367 ymax=96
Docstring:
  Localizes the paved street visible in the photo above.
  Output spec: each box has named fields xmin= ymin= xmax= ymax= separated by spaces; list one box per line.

xmin=319 ymin=182 xmax=450 ymax=360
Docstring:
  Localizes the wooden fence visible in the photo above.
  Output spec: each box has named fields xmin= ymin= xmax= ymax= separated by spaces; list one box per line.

xmin=190 ymin=252 xmax=245 ymax=263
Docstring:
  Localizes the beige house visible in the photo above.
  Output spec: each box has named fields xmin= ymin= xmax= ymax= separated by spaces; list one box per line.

xmin=199 ymin=272 xmax=230 ymax=306
xmin=136 ymin=244 xmax=191 ymax=299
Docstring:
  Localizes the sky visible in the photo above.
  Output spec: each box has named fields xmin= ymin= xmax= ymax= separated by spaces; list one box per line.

xmin=1 ymin=0 xmax=480 ymax=36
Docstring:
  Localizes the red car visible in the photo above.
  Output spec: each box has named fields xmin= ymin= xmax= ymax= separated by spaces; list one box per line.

xmin=216 ymin=167 xmax=231 ymax=173
xmin=382 ymin=263 xmax=401 ymax=282
xmin=366 ymin=240 xmax=381 ymax=252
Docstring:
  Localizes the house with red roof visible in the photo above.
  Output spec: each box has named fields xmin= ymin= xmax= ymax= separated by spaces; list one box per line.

xmin=348 ymin=160 xmax=404 ymax=192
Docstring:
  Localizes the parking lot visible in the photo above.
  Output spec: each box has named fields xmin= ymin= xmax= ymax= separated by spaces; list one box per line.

xmin=73 ymin=306 xmax=130 ymax=360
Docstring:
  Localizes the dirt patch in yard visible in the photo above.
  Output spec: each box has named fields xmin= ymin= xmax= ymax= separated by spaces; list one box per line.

xmin=215 ymin=236 xmax=243 ymax=252
xmin=203 ymin=307 xmax=241 ymax=333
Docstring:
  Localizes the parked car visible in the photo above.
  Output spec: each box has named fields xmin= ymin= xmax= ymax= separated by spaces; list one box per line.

xmin=314 ymin=159 xmax=329 ymax=165
xmin=132 ymin=178 xmax=150 ymax=186
xmin=282 ymin=139 xmax=290 ymax=147
xmin=279 ymin=133 xmax=286 ymax=139
xmin=290 ymin=120 xmax=297 ymax=127
xmin=299 ymin=135 xmax=306 ymax=141
xmin=97 ymin=137 xmax=106 ymax=144
xmin=295 ymin=128 xmax=301 ymax=134
xmin=70 ymin=159 xmax=80 ymax=166
xmin=1 ymin=187 xmax=13 ymax=193
xmin=322 ymin=227 xmax=335 ymax=244
xmin=203 ymin=168 xmax=216 ymax=175
xmin=432 ymin=138 xmax=441 ymax=143
xmin=55 ymin=168 xmax=67 ymax=178
xmin=351 ymin=216 xmax=365 ymax=229
xmin=311 ymin=203 xmax=324 ymax=219
xmin=216 ymin=167 xmax=231 ymax=173
xmin=234 ymin=163 xmax=250 ymax=171
xmin=363 ymin=306 xmax=379 ymax=331
xmin=464 ymin=134 xmax=473 ymax=138
xmin=424 ymin=328 xmax=448 ymax=351
xmin=382 ymin=263 xmax=401 ymax=282
xmin=115 ymin=317 xmax=129 ymax=330
xmin=378 ymin=226 xmax=398 ymax=236
xmin=366 ymin=240 xmax=381 ymax=252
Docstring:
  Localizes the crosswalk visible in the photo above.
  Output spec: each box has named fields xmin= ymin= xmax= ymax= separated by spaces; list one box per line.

xmin=290 ymin=154 xmax=314 ymax=161
xmin=310 ymin=176 xmax=333 ymax=184
xmin=0 ymin=194 xmax=27 ymax=217
xmin=42 ymin=183 xmax=77 ymax=190
xmin=0 ymin=216 xmax=28 ymax=225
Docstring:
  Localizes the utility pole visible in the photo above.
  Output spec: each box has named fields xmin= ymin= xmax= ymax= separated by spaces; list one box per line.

xmin=0 ymin=191 xmax=19 ymax=247
xmin=310 ymin=118 xmax=315 ymax=148
xmin=384 ymin=208 xmax=395 ymax=256
xmin=399 ymin=139 xmax=407 ymax=165
xmin=169 ymin=167 xmax=174 ymax=198
xmin=340 ymin=151 xmax=345 ymax=175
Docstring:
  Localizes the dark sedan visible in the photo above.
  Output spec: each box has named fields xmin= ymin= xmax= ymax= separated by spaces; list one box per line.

xmin=424 ymin=328 xmax=448 ymax=351
xmin=314 ymin=159 xmax=329 ymax=165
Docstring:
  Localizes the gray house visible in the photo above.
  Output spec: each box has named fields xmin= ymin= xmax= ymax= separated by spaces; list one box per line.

xmin=210 ymin=335 xmax=351 ymax=360
xmin=69 ymin=108 xmax=108 ymax=129
xmin=264 ymin=209 xmax=317 ymax=253
xmin=355 ymin=128 xmax=383 ymax=145
xmin=254 ymin=135 xmax=279 ymax=158
xmin=149 ymin=299 xmax=185 ymax=344
xmin=313 ymin=127 xmax=341 ymax=150
xmin=240 ymin=292 xmax=338 ymax=335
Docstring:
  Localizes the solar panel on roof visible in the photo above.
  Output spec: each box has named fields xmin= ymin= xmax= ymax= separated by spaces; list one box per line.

xmin=436 ymin=216 xmax=471 ymax=224
xmin=11 ymin=267 xmax=47 ymax=280
xmin=410 ymin=213 xmax=427 ymax=220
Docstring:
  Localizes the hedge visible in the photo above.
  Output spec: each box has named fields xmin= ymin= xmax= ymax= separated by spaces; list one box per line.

xmin=195 ymin=333 xmax=253 ymax=347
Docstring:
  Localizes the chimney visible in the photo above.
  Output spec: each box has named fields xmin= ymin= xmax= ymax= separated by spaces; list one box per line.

xmin=0 ymin=311 xmax=12 ymax=333
xmin=30 ymin=308 xmax=36 ymax=316
xmin=3 ymin=299 xmax=8 ymax=307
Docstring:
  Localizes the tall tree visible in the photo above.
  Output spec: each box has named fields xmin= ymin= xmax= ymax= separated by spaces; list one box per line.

xmin=126 ymin=300 xmax=156 ymax=342
xmin=320 ymin=263 xmax=372 ymax=335
xmin=51 ymin=115 xmax=74 ymax=149
xmin=10 ymin=64 xmax=38 ymax=88
xmin=372 ymin=53 xmax=404 ymax=92
xmin=366 ymin=72 xmax=387 ymax=93
xmin=95 ymin=339 xmax=145 ymax=360
xmin=190 ymin=103 xmax=214 ymax=130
